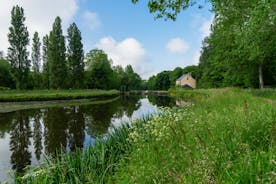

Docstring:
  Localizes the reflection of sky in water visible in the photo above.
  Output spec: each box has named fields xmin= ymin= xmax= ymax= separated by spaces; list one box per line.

xmin=110 ymin=98 xmax=158 ymax=130
xmin=0 ymin=96 xmax=174 ymax=182
xmin=0 ymin=136 xmax=12 ymax=182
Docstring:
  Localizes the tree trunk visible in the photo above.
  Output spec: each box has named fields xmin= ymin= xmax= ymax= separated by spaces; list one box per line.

xmin=258 ymin=64 xmax=264 ymax=89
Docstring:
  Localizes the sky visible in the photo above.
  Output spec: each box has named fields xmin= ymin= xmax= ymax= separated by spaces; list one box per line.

xmin=0 ymin=0 xmax=214 ymax=79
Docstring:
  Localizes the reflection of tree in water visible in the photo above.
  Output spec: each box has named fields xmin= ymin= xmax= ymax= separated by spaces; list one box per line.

xmin=43 ymin=107 xmax=69 ymax=155
xmin=68 ymin=106 xmax=85 ymax=151
xmin=0 ymin=112 xmax=14 ymax=138
xmin=9 ymin=111 xmax=32 ymax=174
xmin=148 ymin=95 xmax=175 ymax=107
xmin=33 ymin=112 xmax=43 ymax=160
xmin=84 ymin=102 xmax=119 ymax=138
xmin=84 ymin=96 xmax=141 ymax=138
xmin=119 ymin=95 xmax=141 ymax=117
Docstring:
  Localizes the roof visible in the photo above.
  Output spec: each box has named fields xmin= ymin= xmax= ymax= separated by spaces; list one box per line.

xmin=176 ymin=73 xmax=192 ymax=81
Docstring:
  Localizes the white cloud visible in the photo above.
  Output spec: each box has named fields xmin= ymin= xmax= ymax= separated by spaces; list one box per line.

xmin=82 ymin=10 xmax=101 ymax=31
xmin=95 ymin=36 xmax=153 ymax=79
xmin=166 ymin=38 xmax=190 ymax=54
xmin=191 ymin=14 xmax=214 ymax=40
xmin=200 ymin=18 xmax=213 ymax=39
xmin=0 ymin=0 xmax=78 ymax=55
xmin=192 ymin=50 xmax=201 ymax=65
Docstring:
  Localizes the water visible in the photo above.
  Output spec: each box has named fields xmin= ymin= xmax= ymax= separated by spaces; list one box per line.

xmin=0 ymin=95 xmax=176 ymax=182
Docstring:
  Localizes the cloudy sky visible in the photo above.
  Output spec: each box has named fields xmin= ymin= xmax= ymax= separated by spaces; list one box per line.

xmin=0 ymin=0 xmax=213 ymax=79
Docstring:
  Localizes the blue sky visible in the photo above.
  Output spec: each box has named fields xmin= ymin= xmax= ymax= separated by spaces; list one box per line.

xmin=0 ymin=0 xmax=213 ymax=79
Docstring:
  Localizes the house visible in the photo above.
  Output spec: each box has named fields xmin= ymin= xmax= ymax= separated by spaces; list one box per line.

xmin=176 ymin=73 xmax=196 ymax=89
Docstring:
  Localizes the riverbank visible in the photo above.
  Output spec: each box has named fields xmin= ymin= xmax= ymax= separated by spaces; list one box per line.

xmin=16 ymin=88 xmax=275 ymax=183
xmin=0 ymin=89 xmax=119 ymax=102
xmin=0 ymin=96 xmax=120 ymax=113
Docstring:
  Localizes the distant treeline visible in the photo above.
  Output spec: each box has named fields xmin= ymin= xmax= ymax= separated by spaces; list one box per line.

xmin=0 ymin=5 xmax=142 ymax=91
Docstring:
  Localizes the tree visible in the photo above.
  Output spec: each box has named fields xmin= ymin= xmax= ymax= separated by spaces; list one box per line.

xmin=48 ymin=17 xmax=67 ymax=89
xmin=131 ymin=0 xmax=197 ymax=20
xmin=7 ymin=5 xmax=30 ymax=89
xmin=42 ymin=35 xmax=50 ymax=89
xmin=85 ymin=49 xmax=113 ymax=89
xmin=0 ymin=59 xmax=15 ymax=88
xmin=67 ymin=23 xmax=84 ymax=89
xmin=31 ymin=32 xmax=41 ymax=88
xmin=123 ymin=65 xmax=142 ymax=91
xmin=155 ymin=71 xmax=171 ymax=90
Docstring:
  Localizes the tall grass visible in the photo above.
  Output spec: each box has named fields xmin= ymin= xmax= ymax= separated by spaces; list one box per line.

xmin=114 ymin=88 xmax=275 ymax=183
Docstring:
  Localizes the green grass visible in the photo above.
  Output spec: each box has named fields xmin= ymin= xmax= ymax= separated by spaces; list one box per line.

xmin=248 ymin=88 xmax=276 ymax=100
xmin=0 ymin=89 xmax=119 ymax=102
xmin=16 ymin=88 xmax=275 ymax=183
xmin=0 ymin=96 xmax=120 ymax=113
xmin=114 ymin=88 xmax=275 ymax=183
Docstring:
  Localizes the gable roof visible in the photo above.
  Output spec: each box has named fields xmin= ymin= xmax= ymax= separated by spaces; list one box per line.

xmin=176 ymin=73 xmax=192 ymax=81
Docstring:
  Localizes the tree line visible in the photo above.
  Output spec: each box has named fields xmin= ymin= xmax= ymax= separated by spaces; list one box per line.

xmin=133 ymin=0 xmax=276 ymax=89
xmin=144 ymin=65 xmax=198 ymax=90
xmin=0 ymin=5 xmax=142 ymax=90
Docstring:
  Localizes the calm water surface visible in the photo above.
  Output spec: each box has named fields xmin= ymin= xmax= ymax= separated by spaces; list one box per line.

xmin=0 ymin=95 xmax=176 ymax=182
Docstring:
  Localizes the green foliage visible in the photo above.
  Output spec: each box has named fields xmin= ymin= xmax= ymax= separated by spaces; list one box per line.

xmin=146 ymin=65 xmax=199 ymax=90
xmin=0 ymin=59 xmax=15 ymax=88
xmin=199 ymin=1 xmax=276 ymax=88
xmin=155 ymin=71 xmax=171 ymax=90
xmin=123 ymin=65 xmax=142 ymax=90
xmin=67 ymin=23 xmax=85 ymax=89
xmin=85 ymin=49 xmax=114 ymax=89
xmin=132 ymin=0 xmax=197 ymax=20
xmin=31 ymin=32 xmax=42 ymax=89
xmin=42 ymin=35 xmax=50 ymax=89
xmin=7 ymin=5 xmax=30 ymax=89
xmin=31 ymin=32 xmax=41 ymax=74
xmin=48 ymin=17 xmax=67 ymax=89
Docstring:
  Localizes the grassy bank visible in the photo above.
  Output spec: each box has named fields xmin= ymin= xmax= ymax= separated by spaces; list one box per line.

xmin=0 ymin=89 xmax=119 ymax=102
xmin=17 ymin=88 xmax=275 ymax=183
xmin=0 ymin=96 xmax=120 ymax=113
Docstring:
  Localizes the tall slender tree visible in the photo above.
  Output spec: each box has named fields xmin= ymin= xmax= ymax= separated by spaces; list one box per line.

xmin=32 ymin=32 xmax=41 ymax=73
xmin=7 ymin=5 xmax=30 ymax=89
xmin=48 ymin=17 xmax=67 ymax=89
xmin=32 ymin=32 xmax=41 ymax=88
xmin=67 ymin=23 xmax=84 ymax=89
xmin=42 ymin=35 xmax=50 ymax=89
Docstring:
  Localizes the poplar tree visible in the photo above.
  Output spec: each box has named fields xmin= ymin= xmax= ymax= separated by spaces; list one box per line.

xmin=48 ymin=17 xmax=67 ymax=89
xmin=7 ymin=5 xmax=30 ymax=89
xmin=32 ymin=32 xmax=41 ymax=88
xmin=67 ymin=23 xmax=84 ymax=89
xmin=42 ymin=35 xmax=50 ymax=89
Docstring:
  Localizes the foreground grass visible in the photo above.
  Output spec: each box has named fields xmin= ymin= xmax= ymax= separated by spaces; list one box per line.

xmin=17 ymin=88 xmax=275 ymax=183
xmin=15 ymin=117 xmax=151 ymax=184
xmin=0 ymin=89 xmax=119 ymax=102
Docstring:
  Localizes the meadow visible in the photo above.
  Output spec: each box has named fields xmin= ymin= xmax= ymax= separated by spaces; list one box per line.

xmin=16 ymin=88 xmax=275 ymax=183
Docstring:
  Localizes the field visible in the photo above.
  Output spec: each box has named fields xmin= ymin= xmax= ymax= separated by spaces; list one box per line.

xmin=0 ymin=89 xmax=119 ymax=102
xmin=16 ymin=88 xmax=275 ymax=183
